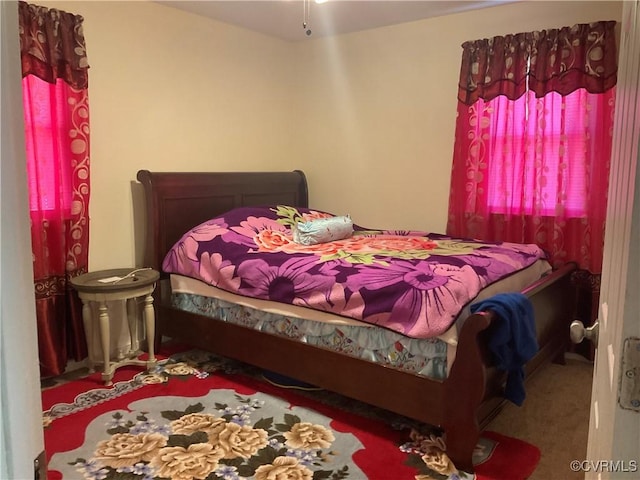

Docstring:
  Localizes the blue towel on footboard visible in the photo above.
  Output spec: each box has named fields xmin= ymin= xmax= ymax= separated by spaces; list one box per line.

xmin=470 ymin=292 xmax=538 ymax=406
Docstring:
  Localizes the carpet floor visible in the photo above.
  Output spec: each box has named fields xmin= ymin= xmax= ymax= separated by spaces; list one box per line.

xmin=42 ymin=346 xmax=547 ymax=479
xmin=487 ymin=355 xmax=594 ymax=480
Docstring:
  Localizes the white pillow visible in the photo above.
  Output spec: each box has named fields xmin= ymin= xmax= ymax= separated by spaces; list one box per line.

xmin=292 ymin=215 xmax=354 ymax=245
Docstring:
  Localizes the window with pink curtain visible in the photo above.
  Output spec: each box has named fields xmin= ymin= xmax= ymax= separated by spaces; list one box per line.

xmin=23 ymin=77 xmax=73 ymax=215
xmin=19 ymin=1 xmax=91 ymax=377
xmin=485 ymin=89 xmax=613 ymax=219
xmin=22 ymin=75 xmax=90 ymax=280
xmin=447 ymin=21 xmax=617 ymax=275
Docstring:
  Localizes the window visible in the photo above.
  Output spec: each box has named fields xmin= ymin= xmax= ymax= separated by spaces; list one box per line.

xmin=447 ymin=21 xmax=616 ymax=272
xmin=22 ymin=76 xmax=74 ymax=215
xmin=485 ymin=89 xmax=604 ymax=218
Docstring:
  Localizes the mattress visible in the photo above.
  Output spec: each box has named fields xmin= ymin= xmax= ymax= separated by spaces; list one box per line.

xmin=168 ymin=259 xmax=551 ymax=380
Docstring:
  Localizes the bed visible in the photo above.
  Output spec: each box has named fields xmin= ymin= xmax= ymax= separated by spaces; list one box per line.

xmin=136 ymin=169 xmax=576 ymax=472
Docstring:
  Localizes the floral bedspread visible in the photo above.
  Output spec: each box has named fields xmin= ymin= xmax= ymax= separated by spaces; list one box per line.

xmin=162 ymin=206 xmax=547 ymax=339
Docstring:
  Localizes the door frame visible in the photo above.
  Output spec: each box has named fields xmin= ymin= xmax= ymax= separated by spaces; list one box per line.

xmin=586 ymin=1 xmax=640 ymax=478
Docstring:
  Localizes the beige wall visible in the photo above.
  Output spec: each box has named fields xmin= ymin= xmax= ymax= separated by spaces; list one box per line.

xmin=43 ymin=1 xmax=298 ymax=270
xmin=45 ymin=1 xmax=622 ymax=270
xmin=293 ymin=1 xmax=623 ymax=232
xmin=2 ymin=2 xmax=45 ymax=476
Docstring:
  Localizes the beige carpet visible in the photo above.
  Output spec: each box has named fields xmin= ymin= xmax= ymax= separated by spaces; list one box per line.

xmin=487 ymin=355 xmax=594 ymax=480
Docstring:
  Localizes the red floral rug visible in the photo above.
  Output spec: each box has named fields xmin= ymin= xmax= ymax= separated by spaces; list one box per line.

xmin=42 ymin=348 xmax=540 ymax=479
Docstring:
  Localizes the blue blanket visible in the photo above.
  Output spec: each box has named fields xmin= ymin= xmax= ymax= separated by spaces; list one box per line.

xmin=470 ymin=292 xmax=538 ymax=406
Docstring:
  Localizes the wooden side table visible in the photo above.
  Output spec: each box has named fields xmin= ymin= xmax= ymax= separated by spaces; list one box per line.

xmin=70 ymin=267 xmax=160 ymax=385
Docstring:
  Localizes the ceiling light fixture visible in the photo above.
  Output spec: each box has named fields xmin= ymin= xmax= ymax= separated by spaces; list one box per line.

xmin=302 ymin=0 xmax=312 ymax=36
xmin=302 ymin=0 xmax=326 ymax=37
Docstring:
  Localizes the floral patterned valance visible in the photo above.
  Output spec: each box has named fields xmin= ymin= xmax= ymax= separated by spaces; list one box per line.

xmin=18 ymin=1 xmax=89 ymax=89
xmin=458 ymin=20 xmax=617 ymax=105
xmin=457 ymin=32 xmax=531 ymax=105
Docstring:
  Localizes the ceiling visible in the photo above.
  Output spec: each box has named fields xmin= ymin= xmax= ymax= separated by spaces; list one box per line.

xmin=157 ymin=1 xmax=515 ymax=42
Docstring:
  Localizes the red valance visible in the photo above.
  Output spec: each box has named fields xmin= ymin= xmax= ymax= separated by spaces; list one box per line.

xmin=458 ymin=20 xmax=617 ymax=105
xmin=528 ymin=21 xmax=617 ymax=98
xmin=18 ymin=1 xmax=89 ymax=89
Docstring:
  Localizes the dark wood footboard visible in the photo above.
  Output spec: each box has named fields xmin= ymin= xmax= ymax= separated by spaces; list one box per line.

xmin=136 ymin=169 xmax=577 ymax=472
xmin=474 ymin=262 xmax=577 ymax=432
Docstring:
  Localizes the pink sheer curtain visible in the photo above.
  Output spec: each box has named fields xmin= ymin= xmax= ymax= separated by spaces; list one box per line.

xmin=447 ymin=21 xmax=617 ymax=274
xmin=448 ymin=88 xmax=615 ymax=272
xmin=19 ymin=1 xmax=91 ymax=377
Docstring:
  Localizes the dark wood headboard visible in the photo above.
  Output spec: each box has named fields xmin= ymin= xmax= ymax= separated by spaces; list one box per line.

xmin=136 ymin=170 xmax=309 ymax=276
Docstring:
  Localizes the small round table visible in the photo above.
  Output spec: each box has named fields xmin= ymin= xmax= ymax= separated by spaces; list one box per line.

xmin=70 ymin=268 xmax=159 ymax=385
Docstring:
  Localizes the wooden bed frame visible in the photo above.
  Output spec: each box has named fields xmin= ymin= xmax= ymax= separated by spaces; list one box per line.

xmin=136 ymin=169 xmax=577 ymax=472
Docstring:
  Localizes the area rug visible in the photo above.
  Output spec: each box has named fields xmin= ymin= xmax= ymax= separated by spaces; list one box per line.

xmin=42 ymin=349 xmax=540 ymax=480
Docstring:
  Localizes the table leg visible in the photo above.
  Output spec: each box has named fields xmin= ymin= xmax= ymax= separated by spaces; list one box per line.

xmin=126 ymin=297 xmax=138 ymax=356
xmin=143 ymin=294 xmax=156 ymax=366
xmin=80 ymin=299 xmax=95 ymax=373
xmin=98 ymin=301 xmax=112 ymax=385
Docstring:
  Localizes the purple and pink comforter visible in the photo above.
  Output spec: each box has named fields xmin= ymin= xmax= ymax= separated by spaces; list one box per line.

xmin=162 ymin=206 xmax=547 ymax=339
